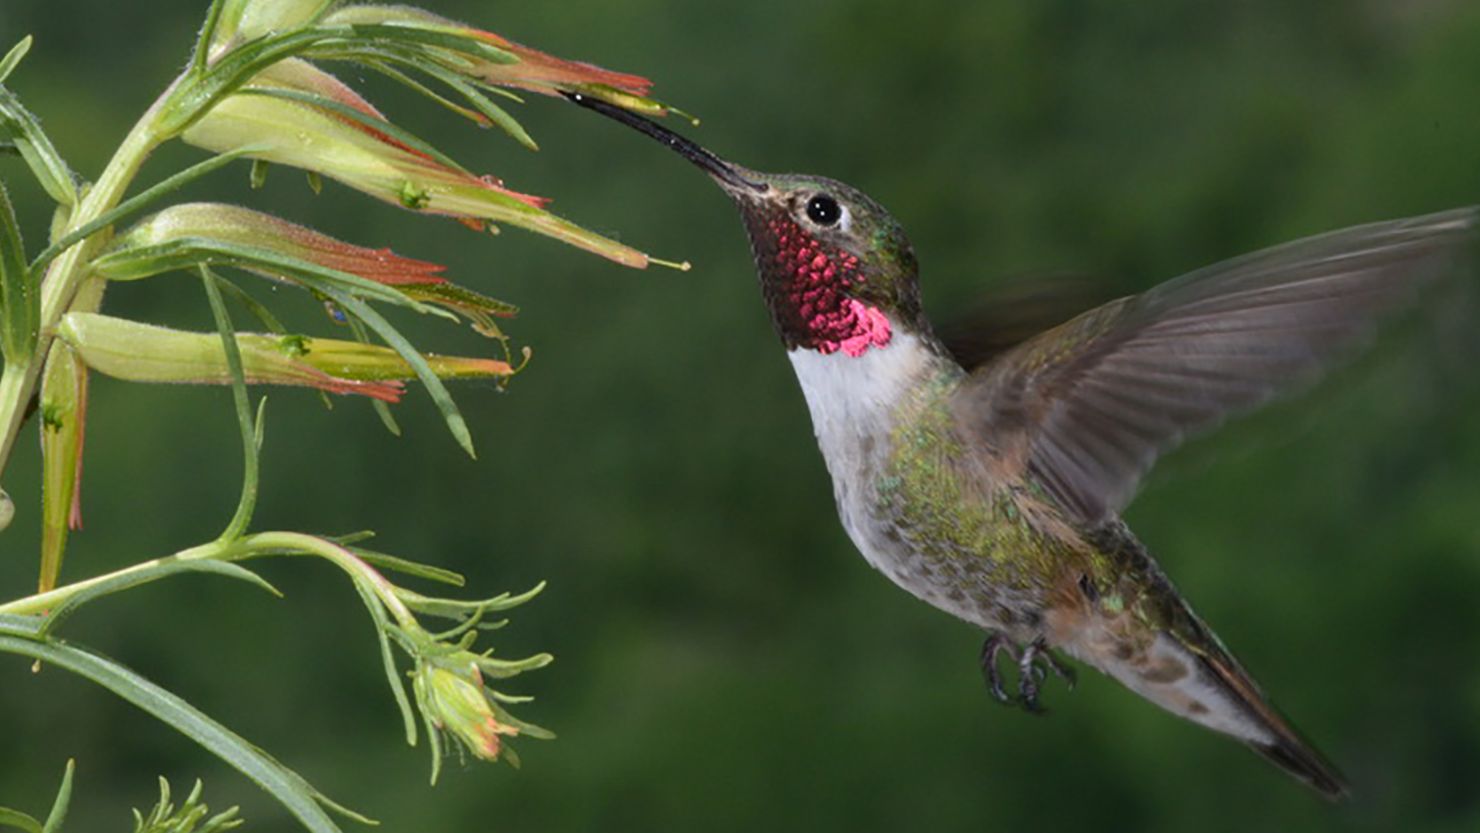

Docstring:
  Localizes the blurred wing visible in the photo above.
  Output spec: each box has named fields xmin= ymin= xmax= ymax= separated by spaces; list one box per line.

xmin=956 ymin=207 xmax=1477 ymax=525
xmin=938 ymin=275 xmax=1119 ymax=372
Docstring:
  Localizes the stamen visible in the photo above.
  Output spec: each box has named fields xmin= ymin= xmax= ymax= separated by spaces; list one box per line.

xmin=650 ymin=257 xmax=693 ymax=272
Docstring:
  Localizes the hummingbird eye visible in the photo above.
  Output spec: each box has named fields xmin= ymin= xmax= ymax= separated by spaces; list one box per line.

xmin=805 ymin=194 xmax=843 ymax=227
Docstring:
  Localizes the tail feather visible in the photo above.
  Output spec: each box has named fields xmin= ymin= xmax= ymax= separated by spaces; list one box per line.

xmin=1069 ymin=616 xmax=1349 ymax=800
xmin=1195 ymin=652 xmax=1350 ymax=801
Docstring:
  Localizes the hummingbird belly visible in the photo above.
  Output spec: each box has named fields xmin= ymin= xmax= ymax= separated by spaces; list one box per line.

xmin=787 ymin=335 xmax=1074 ymax=638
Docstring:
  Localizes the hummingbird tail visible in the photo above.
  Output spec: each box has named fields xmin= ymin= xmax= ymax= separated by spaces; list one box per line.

xmin=1193 ymin=651 xmax=1351 ymax=801
xmin=1067 ymin=620 xmax=1349 ymax=800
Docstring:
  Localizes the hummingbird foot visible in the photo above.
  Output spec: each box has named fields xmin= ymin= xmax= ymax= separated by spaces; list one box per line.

xmin=1016 ymin=639 xmax=1077 ymax=713
xmin=979 ymin=634 xmax=1017 ymax=704
xmin=979 ymin=634 xmax=1076 ymax=713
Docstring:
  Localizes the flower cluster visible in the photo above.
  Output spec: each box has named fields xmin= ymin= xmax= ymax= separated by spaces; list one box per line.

xmin=0 ymin=1 xmax=677 ymax=813
xmin=0 ymin=0 xmax=687 ymax=594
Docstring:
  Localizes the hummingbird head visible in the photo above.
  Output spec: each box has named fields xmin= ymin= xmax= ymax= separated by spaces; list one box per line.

xmin=569 ymin=94 xmax=923 ymax=356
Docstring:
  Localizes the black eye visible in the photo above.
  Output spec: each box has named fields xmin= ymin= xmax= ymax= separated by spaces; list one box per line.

xmin=806 ymin=194 xmax=843 ymax=227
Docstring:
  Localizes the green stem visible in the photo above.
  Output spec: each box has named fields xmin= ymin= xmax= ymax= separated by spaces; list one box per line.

xmin=0 ymin=87 xmax=175 ymax=486
xmin=0 ymin=531 xmax=417 ymax=628
xmin=246 ymin=531 xmax=419 ymax=627
xmin=0 ymin=539 xmax=231 ymax=616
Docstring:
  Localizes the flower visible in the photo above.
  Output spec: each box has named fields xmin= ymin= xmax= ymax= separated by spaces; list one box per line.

xmin=112 ymin=202 xmax=448 ymax=285
xmin=56 ymin=312 xmax=514 ymax=402
xmin=180 ymin=59 xmax=652 ymax=266
xmin=322 ymin=5 xmax=669 ymax=112
xmin=414 ymin=661 xmax=518 ymax=763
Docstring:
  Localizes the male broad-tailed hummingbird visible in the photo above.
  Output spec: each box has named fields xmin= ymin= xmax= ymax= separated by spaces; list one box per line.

xmin=570 ymin=92 xmax=1475 ymax=799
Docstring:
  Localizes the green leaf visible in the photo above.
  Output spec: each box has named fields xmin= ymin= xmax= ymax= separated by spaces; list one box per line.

xmin=337 ymin=23 xmax=517 ymax=66
xmin=0 ymin=180 xmax=37 ymax=362
xmin=397 ymin=582 xmax=545 ymax=623
xmin=193 ymin=0 xmax=228 ymax=73
xmin=339 ymin=314 xmax=401 ymax=436
xmin=356 ymin=59 xmax=495 ymax=129
xmin=350 ymin=579 xmax=418 ymax=748
xmin=399 ymin=281 xmax=516 ymax=339
xmin=0 ymin=632 xmax=363 ymax=833
xmin=38 ymin=559 xmax=282 ymax=638
xmin=40 ymin=760 xmax=72 ymax=833
xmin=0 ymin=37 xmax=33 ymax=85
xmin=420 ymin=68 xmax=538 ymax=152
xmin=201 ymin=267 xmax=258 ymax=541
xmin=213 ymin=273 xmax=288 ymax=333
xmin=0 ymin=88 xmax=76 ymax=206
xmin=132 ymin=778 xmax=243 ymax=833
xmin=30 ymin=148 xmax=261 ymax=274
xmin=169 ymin=22 xmax=510 ymax=138
xmin=348 ymin=547 xmax=465 ymax=586
xmin=334 ymin=51 xmax=537 ymax=151
xmin=160 ymin=27 xmax=340 ymax=135
xmin=320 ymin=288 xmax=475 ymax=457
xmin=0 ymin=809 xmax=42 ymax=833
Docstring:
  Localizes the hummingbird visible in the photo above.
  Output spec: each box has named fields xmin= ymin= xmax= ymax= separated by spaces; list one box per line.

xmin=569 ymin=92 xmax=1476 ymax=799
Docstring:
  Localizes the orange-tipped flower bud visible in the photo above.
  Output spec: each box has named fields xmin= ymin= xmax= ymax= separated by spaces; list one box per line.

xmin=56 ymin=313 xmax=513 ymax=401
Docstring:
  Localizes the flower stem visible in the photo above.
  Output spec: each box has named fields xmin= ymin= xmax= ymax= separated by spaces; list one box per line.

xmin=0 ymin=530 xmax=417 ymax=629
xmin=0 ymin=539 xmax=232 ymax=616
xmin=245 ymin=531 xmax=420 ymax=627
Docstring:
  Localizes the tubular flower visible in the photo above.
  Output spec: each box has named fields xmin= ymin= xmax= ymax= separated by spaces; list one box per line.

xmin=56 ymin=312 xmax=513 ymax=402
xmin=323 ymin=5 xmax=670 ymax=113
xmin=109 ymin=203 xmax=447 ymax=286
xmin=180 ymin=59 xmax=651 ymax=266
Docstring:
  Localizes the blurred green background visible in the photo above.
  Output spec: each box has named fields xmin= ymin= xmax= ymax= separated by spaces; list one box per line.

xmin=3 ymin=1 xmax=1480 ymax=831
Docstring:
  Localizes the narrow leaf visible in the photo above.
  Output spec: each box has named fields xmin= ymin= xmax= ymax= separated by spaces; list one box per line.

xmin=323 ymin=289 xmax=474 ymax=456
xmin=213 ymin=274 xmax=288 ymax=333
xmin=0 ymin=634 xmax=357 ymax=833
xmin=0 ymin=36 xmax=33 ymax=85
xmin=350 ymin=578 xmax=418 ymax=747
xmin=348 ymin=547 xmax=465 ymax=586
xmin=345 ymin=314 xmax=402 ymax=437
xmin=38 ymin=559 xmax=282 ymax=638
xmin=339 ymin=23 xmax=517 ymax=65
xmin=369 ymin=55 xmax=536 ymax=151
xmin=39 ymin=760 xmax=73 ymax=833
xmin=0 ymin=88 xmax=76 ymax=206
xmin=357 ymin=59 xmax=494 ymax=128
xmin=0 ymin=180 xmax=37 ymax=361
xmin=0 ymin=810 xmax=41 ymax=833
xmin=194 ymin=0 xmax=228 ymax=72
xmin=201 ymin=267 xmax=258 ymax=540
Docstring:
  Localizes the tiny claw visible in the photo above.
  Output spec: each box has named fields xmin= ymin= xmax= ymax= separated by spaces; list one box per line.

xmin=979 ymin=634 xmax=1016 ymax=705
xmin=1018 ymin=639 xmax=1077 ymax=713
xmin=980 ymin=634 xmax=1077 ymax=714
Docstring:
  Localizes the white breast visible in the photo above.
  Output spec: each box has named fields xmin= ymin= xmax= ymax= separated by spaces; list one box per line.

xmin=786 ymin=331 xmax=935 ymax=571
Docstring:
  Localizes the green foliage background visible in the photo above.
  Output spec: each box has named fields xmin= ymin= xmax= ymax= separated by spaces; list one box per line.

xmin=2 ymin=1 xmax=1479 ymax=830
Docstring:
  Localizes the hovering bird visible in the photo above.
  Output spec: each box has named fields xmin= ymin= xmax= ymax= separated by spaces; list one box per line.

xmin=569 ymin=92 xmax=1475 ymax=799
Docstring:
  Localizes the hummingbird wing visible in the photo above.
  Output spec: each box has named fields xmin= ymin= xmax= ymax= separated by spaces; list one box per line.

xmin=937 ymin=275 xmax=1118 ymax=372
xmin=954 ymin=207 xmax=1476 ymax=525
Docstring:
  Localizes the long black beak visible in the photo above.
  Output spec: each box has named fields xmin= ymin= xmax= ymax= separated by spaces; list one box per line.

xmin=564 ymin=92 xmax=768 ymax=195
